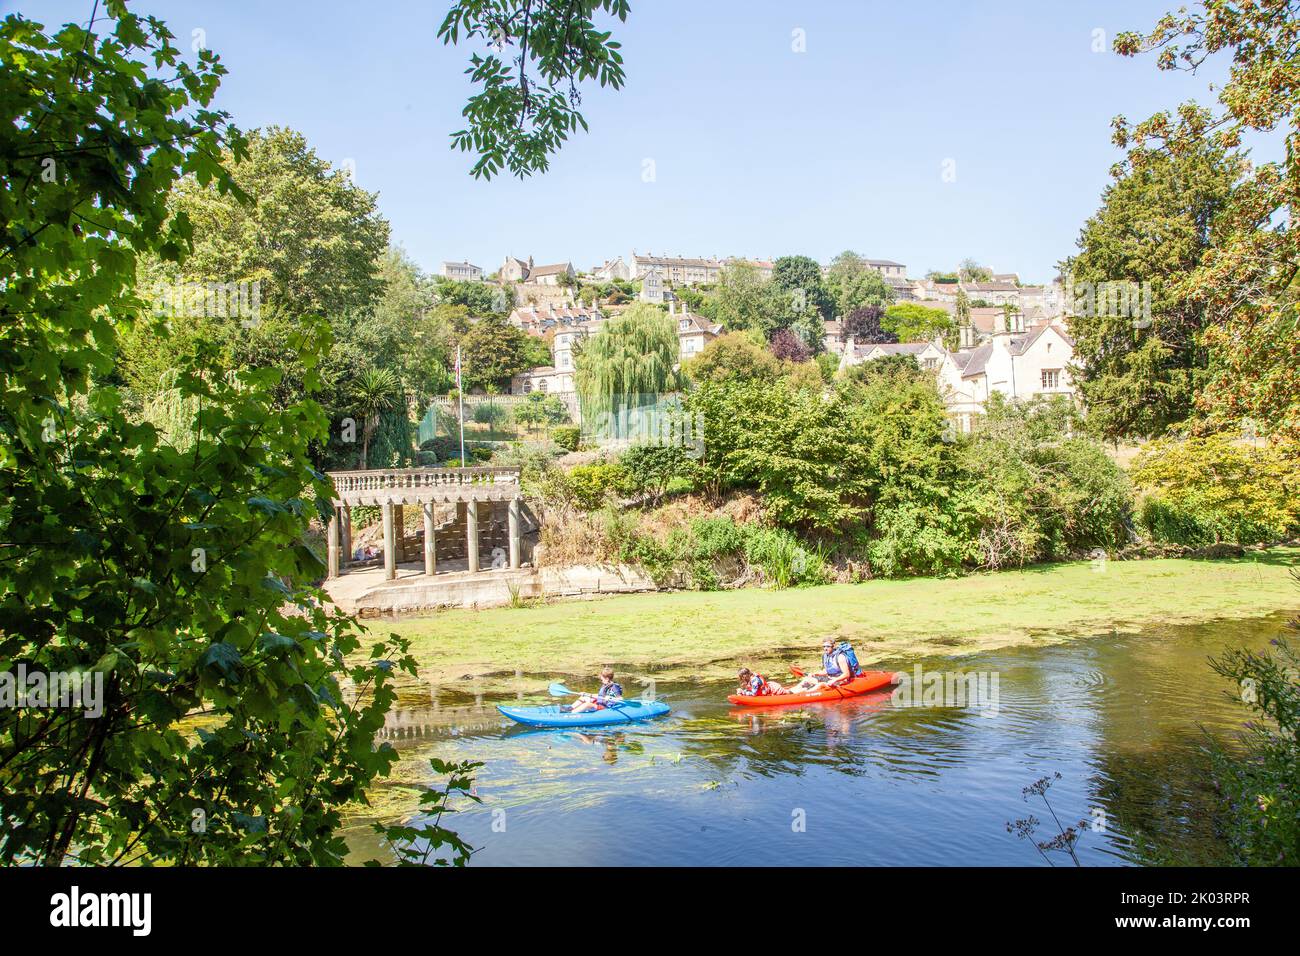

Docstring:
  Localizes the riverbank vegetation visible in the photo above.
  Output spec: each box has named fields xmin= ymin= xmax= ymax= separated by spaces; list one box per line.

xmin=522 ymin=340 xmax=1296 ymax=588
xmin=1202 ymin=573 xmax=1300 ymax=866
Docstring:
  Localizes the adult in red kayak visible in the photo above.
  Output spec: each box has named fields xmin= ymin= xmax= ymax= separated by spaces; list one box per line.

xmin=788 ymin=637 xmax=861 ymax=693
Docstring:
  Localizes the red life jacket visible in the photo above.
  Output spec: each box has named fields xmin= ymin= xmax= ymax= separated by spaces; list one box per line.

xmin=746 ymin=673 xmax=771 ymax=696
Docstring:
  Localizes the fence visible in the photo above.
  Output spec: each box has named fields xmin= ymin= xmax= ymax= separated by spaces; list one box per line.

xmin=418 ymin=393 xmax=580 ymax=447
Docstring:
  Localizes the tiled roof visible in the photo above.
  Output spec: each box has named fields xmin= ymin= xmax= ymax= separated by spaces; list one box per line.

xmin=634 ymin=254 xmax=723 ymax=269
xmin=959 ymin=342 xmax=994 ymax=379
xmin=854 ymin=341 xmax=929 ymax=360
xmin=675 ymin=311 xmax=723 ymax=335
xmin=528 ymin=262 xmax=573 ymax=277
xmin=964 ymin=282 xmax=1020 ymax=293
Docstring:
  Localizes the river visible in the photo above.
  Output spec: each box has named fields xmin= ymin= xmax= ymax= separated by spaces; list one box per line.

xmin=343 ymin=611 xmax=1293 ymax=866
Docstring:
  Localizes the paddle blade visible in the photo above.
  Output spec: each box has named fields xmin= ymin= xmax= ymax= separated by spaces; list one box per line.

xmin=790 ymin=666 xmax=805 ymax=678
xmin=548 ymin=682 xmax=575 ymax=697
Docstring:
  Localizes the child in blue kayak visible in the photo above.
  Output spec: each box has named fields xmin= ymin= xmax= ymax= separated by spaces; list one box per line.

xmin=570 ymin=666 xmax=623 ymax=713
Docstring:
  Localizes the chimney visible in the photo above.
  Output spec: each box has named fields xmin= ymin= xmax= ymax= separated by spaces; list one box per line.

xmin=993 ymin=310 xmax=1008 ymax=336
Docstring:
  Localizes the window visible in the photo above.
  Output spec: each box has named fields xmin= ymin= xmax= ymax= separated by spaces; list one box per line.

xmin=1041 ymin=368 xmax=1060 ymax=389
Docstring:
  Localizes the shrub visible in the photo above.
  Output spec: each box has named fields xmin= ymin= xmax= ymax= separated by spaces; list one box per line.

xmin=742 ymin=527 xmax=829 ymax=588
xmin=551 ymin=424 xmax=581 ymax=451
xmin=686 ymin=377 xmax=872 ymax=530
xmin=566 ymin=462 xmax=635 ymax=510
xmin=1132 ymin=435 xmax=1300 ymax=545
xmin=960 ymin=395 xmax=1132 ymax=568
xmin=1206 ymin=595 xmax=1300 ymax=865
xmin=620 ymin=442 xmax=696 ymax=502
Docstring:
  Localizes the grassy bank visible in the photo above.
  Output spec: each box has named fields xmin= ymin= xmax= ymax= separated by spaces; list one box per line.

xmin=375 ymin=548 xmax=1299 ymax=689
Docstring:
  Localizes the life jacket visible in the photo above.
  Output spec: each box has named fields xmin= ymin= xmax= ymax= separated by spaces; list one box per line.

xmin=745 ymin=673 xmax=771 ymax=696
xmin=823 ymin=642 xmax=861 ymax=678
xmin=597 ymin=682 xmax=623 ymax=700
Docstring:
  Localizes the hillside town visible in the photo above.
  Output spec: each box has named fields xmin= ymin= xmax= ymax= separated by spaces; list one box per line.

xmin=439 ymin=252 xmax=1074 ymax=431
xmin=8 ymin=0 xmax=1299 ymax=899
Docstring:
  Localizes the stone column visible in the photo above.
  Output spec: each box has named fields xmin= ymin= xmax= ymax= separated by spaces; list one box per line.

xmin=341 ymin=506 xmax=352 ymax=566
xmin=423 ymin=502 xmax=436 ymax=576
xmin=393 ymin=504 xmax=405 ymax=562
xmin=327 ymin=506 xmax=340 ymax=579
xmin=382 ymin=499 xmax=396 ymax=581
xmin=508 ymin=497 xmax=521 ymax=569
xmin=466 ymin=498 xmax=479 ymax=573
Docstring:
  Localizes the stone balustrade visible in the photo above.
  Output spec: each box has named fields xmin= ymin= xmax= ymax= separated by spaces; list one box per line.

xmin=327 ymin=466 xmax=521 ymax=506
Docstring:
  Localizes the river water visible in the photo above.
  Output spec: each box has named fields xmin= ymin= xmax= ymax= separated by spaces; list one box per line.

xmin=343 ymin=611 xmax=1293 ymax=866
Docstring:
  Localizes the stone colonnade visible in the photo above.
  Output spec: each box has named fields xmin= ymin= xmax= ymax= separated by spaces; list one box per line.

xmin=324 ymin=467 xmax=524 ymax=581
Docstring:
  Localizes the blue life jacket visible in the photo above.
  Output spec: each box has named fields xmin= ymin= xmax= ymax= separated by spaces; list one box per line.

xmin=823 ymin=642 xmax=861 ymax=677
xmin=597 ymin=681 xmax=623 ymax=700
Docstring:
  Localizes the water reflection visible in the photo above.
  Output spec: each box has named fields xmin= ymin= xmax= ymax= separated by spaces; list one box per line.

xmin=345 ymin=612 xmax=1291 ymax=866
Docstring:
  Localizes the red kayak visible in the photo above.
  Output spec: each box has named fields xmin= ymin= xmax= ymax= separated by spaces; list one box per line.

xmin=727 ymin=670 xmax=899 ymax=707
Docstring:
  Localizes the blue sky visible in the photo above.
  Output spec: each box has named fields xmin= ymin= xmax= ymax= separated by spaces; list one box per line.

xmin=21 ymin=0 xmax=1255 ymax=282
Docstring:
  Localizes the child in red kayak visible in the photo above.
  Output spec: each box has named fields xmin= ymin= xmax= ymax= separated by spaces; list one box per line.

xmin=736 ymin=667 xmax=786 ymax=697
xmin=570 ymin=667 xmax=623 ymax=714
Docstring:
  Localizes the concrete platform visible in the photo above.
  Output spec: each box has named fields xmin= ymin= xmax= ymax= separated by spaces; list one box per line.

xmin=323 ymin=561 xmax=657 ymax=616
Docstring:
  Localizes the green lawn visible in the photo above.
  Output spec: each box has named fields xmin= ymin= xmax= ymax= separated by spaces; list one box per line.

xmin=375 ymin=548 xmax=1299 ymax=688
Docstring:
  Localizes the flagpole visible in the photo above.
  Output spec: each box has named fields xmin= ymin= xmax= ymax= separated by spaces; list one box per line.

xmin=456 ymin=344 xmax=466 ymax=467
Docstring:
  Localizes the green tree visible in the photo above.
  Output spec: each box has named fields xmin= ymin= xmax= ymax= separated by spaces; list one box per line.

xmin=682 ymin=330 xmax=781 ymax=385
xmin=354 ymin=367 xmax=401 ymax=467
xmin=141 ymin=125 xmax=389 ymax=324
xmin=0 ymin=4 xmax=414 ymax=865
xmin=438 ymin=1 xmax=630 ymax=179
xmin=958 ymin=258 xmax=993 ymax=282
xmin=575 ymin=303 xmax=681 ymax=422
xmin=825 ymin=250 xmax=895 ymax=318
xmin=1130 ymin=435 xmax=1300 ymax=545
xmin=457 ymin=314 xmax=544 ymax=391
xmin=435 ymin=275 xmax=508 ymax=316
xmin=685 ymin=377 xmax=871 ymax=530
xmin=770 ymin=255 xmax=833 ymax=351
xmin=1063 ymin=142 xmax=1240 ymax=440
xmin=122 ymin=124 xmax=395 ymax=446
xmin=884 ymin=302 xmax=955 ymax=344
xmin=708 ymin=260 xmax=784 ymax=337
xmin=346 ymin=247 xmax=452 ymax=403
xmin=955 ymin=288 xmax=971 ymax=328
xmin=1115 ymin=0 xmax=1300 ymax=442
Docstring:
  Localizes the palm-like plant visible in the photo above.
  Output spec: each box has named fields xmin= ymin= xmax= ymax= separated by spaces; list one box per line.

xmin=354 ymin=367 xmax=401 ymax=468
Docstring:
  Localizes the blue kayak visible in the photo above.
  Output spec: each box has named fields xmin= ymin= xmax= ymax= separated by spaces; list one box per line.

xmin=496 ymin=699 xmax=671 ymax=728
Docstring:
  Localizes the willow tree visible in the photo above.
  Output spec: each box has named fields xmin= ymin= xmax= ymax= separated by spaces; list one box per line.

xmin=575 ymin=303 xmax=681 ymax=438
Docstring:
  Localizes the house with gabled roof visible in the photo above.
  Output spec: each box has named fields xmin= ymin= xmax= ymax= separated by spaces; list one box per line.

xmin=838 ymin=310 xmax=1078 ymax=431
xmin=935 ymin=313 xmax=1077 ymax=431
